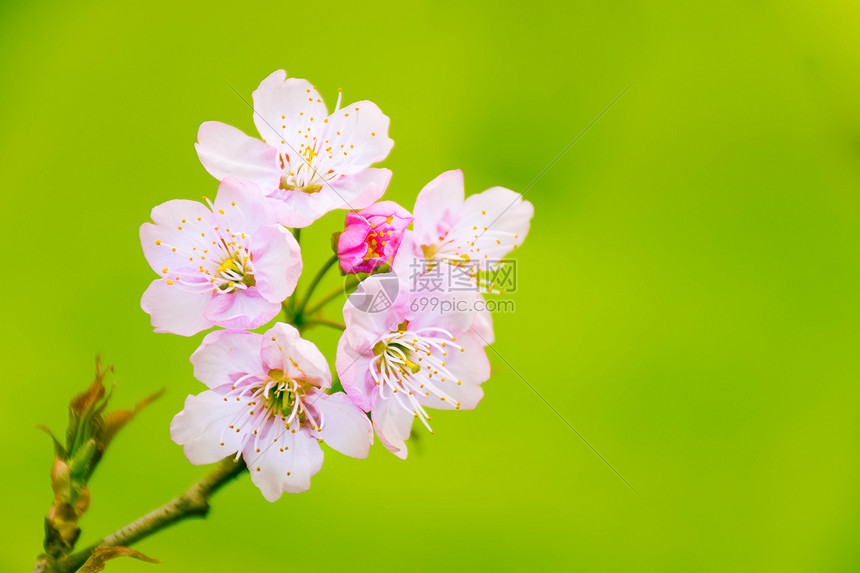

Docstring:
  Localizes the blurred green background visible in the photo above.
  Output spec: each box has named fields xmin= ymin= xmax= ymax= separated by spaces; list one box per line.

xmin=2 ymin=0 xmax=859 ymax=571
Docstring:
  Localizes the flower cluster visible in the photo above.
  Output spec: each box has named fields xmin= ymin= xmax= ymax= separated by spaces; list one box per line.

xmin=140 ymin=71 xmax=534 ymax=500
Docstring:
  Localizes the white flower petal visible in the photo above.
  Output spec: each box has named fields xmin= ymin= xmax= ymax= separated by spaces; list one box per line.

xmin=390 ymin=231 xmax=423 ymax=291
xmin=315 ymin=101 xmax=393 ymax=176
xmin=342 ymin=272 xmax=407 ymax=350
xmin=267 ymin=168 xmax=391 ymax=228
xmin=459 ymin=186 xmax=534 ymax=264
xmin=411 ymin=170 xmax=465 ymax=246
xmin=246 ymin=423 xmax=324 ymax=500
xmin=260 ymin=323 xmax=331 ymax=389
xmin=170 ymin=389 xmax=248 ymax=464
xmin=371 ymin=391 xmax=414 ymax=459
xmin=415 ymin=332 xmax=488 ymax=411
xmin=308 ymin=391 xmax=373 ymax=459
xmin=195 ymin=122 xmax=280 ymax=189
xmin=190 ymin=330 xmax=265 ymax=389
xmin=326 ymin=167 xmax=391 ymax=210
xmin=141 ymin=280 xmax=213 ymax=337
xmin=471 ymin=305 xmax=495 ymax=345
xmin=140 ymin=201 xmax=214 ymax=274
xmin=252 ymin=70 xmax=327 ymax=148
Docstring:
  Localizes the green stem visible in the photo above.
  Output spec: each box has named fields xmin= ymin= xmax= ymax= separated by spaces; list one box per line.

xmin=304 ymin=317 xmax=346 ymax=331
xmin=304 ymin=275 xmax=361 ymax=317
xmin=301 ymin=263 xmax=391 ymax=319
xmin=294 ymin=254 xmax=339 ymax=319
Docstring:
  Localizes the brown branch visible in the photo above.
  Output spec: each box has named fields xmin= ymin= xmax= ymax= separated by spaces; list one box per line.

xmin=33 ymin=459 xmax=246 ymax=573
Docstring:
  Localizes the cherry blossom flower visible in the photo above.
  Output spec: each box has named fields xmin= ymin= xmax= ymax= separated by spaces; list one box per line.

xmin=337 ymin=201 xmax=413 ymax=274
xmin=171 ymin=323 xmax=372 ymax=500
xmin=336 ymin=273 xmax=491 ymax=459
xmin=394 ymin=169 xmax=534 ymax=293
xmin=195 ymin=70 xmax=394 ymax=227
xmin=140 ymin=177 xmax=301 ymax=336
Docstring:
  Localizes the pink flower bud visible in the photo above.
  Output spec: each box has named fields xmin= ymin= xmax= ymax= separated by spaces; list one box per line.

xmin=337 ymin=201 xmax=413 ymax=274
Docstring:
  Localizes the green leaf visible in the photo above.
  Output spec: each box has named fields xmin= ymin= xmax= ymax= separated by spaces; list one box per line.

xmin=66 ymin=372 xmax=107 ymax=455
xmin=79 ymin=546 xmax=159 ymax=572
xmin=37 ymin=425 xmax=67 ymax=459
xmin=69 ymin=439 xmax=99 ymax=483
xmin=330 ymin=230 xmax=342 ymax=255
xmin=102 ymin=388 xmax=165 ymax=446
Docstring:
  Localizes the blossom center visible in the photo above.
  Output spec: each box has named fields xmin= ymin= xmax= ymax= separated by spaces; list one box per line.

xmin=214 ymin=252 xmax=255 ymax=292
xmin=370 ymin=320 xmax=466 ymax=432
xmin=416 ymin=210 xmax=521 ymax=293
xmin=215 ymin=370 xmax=323 ymax=460
xmin=277 ymin=144 xmax=330 ymax=194
xmin=240 ymin=369 xmax=323 ymax=431
xmin=363 ymin=223 xmax=392 ymax=261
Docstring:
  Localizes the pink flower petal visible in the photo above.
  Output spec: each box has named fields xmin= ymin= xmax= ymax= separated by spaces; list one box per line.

xmin=203 ymin=288 xmax=280 ymax=330
xmin=335 ymin=336 xmax=375 ymax=413
xmin=250 ymin=225 xmax=302 ymax=303
xmin=337 ymin=200 xmax=413 ymax=274
xmin=212 ymin=177 xmax=278 ymax=234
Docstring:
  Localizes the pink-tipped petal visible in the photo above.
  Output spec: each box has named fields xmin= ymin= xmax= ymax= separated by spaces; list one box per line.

xmin=335 ymin=336 xmax=375 ymax=412
xmin=203 ymin=288 xmax=280 ymax=330
xmin=405 ymin=264 xmax=481 ymax=334
xmin=212 ymin=177 xmax=278 ymax=234
xmin=251 ymin=225 xmax=302 ymax=303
